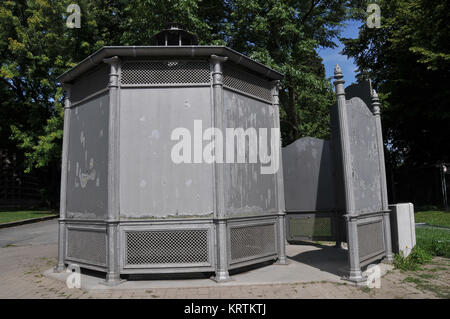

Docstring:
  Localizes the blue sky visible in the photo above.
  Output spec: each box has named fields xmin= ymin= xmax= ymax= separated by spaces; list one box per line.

xmin=317 ymin=19 xmax=362 ymax=87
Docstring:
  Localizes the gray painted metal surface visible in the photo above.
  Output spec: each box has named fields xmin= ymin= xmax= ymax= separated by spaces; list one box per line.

xmin=357 ymin=216 xmax=385 ymax=266
xmin=66 ymin=93 xmax=110 ymax=220
xmin=286 ymin=212 xmax=337 ymax=242
xmin=282 ymin=129 xmax=340 ymax=243
xmin=223 ymin=89 xmax=278 ymax=216
xmin=71 ymin=65 xmax=109 ymax=103
xmin=283 ymin=137 xmax=336 ymax=212
xmin=346 ymin=97 xmax=383 ymax=214
xmin=119 ymin=87 xmax=213 ymax=218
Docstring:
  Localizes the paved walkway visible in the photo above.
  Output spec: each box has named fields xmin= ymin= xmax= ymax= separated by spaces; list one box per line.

xmin=0 ymin=220 xmax=448 ymax=299
xmin=0 ymin=219 xmax=57 ymax=248
xmin=1 ymin=242 xmax=448 ymax=298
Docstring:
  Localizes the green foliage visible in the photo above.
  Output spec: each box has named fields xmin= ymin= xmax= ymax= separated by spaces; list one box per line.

xmin=342 ymin=0 xmax=450 ymax=167
xmin=224 ymin=0 xmax=355 ymax=144
xmin=0 ymin=0 xmax=126 ymax=171
xmin=0 ymin=0 xmax=358 ymax=182
xmin=393 ymin=246 xmax=432 ymax=271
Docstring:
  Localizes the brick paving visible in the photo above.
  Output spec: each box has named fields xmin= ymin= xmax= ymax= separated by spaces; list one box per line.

xmin=0 ymin=243 xmax=448 ymax=299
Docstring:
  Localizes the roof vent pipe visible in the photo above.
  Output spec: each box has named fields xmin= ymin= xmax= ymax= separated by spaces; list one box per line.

xmin=150 ymin=22 xmax=199 ymax=46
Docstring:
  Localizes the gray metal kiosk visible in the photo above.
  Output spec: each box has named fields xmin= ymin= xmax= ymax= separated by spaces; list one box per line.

xmin=55 ymin=25 xmax=287 ymax=284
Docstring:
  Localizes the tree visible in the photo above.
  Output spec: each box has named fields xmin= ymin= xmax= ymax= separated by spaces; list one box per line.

xmin=0 ymin=0 xmax=132 ymax=205
xmin=342 ymin=0 xmax=450 ymax=167
xmin=1 ymin=0 xmax=357 ymax=206
xmin=223 ymin=0 xmax=357 ymax=144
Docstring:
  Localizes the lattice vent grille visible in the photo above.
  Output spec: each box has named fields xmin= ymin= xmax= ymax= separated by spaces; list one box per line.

xmin=125 ymin=229 xmax=209 ymax=265
xmin=358 ymin=221 xmax=385 ymax=261
xmin=223 ymin=66 xmax=273 ymax=102
xmin=121 ymin=61 xmax=210 ymax=85
xmin=67 ymin=229 xmax=106 ymax=265
xmin=289 ymin=216 xmax=333 ymax=239
xmin=230 ymin=224 xmax=276 ymax=262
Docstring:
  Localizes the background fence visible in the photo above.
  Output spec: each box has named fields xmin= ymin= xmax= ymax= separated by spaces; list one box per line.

xmin=0 ymin=149 xmax=47 ymax=208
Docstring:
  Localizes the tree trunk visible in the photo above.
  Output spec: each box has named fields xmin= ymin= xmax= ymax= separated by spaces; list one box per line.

xmin=287 ymin=86 xmax=299 ymax=141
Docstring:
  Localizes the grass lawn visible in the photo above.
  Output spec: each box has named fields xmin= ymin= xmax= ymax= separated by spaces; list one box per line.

xmin=414 ymin=211 xmax=450 ymax=258
xmin=416 ymin=227 xmax=450 ymax=258
xmin=0 ymin=210 xmax=57 ymax=224
xmin=415 ymin=210 xmax=450 ymax=228
xmin=394 ymin=210 xmax=450 ymax=271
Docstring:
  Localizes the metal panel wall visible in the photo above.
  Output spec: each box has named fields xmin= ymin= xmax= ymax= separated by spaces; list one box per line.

xmin=71 ymin=65 xmax=109 ymax=103
xmin=286 ymin=213 xmax=336 ymax=241
xmin=346 ymin=97 xmax=383 ymax=214
xmin=119 ymin=87 xmax=214 ymax=218
xmin=283 ymin=137 xmax=337 ymax=212
xmin=66 ymin=93 xmax=109 ymax=219
xmin=223 ymin=62 xmax=273 ymax=102
xmin=65 ymin=225 xmax=107 ymax=267
xmin=332 ymin=72 xmax=392 ymax=282
xmin=223 ymin=89 xmax=278 ymax=217
xmin=357 ymin=217 xmax=385 ymax=265
xmin=282 ymin=137 xmax=340 ymax=242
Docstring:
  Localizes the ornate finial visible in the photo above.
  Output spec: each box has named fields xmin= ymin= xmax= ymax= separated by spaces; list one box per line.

xmin=371 ymin=89 xmax=381 ymax=115
xmin=334 ymin=64 xmax=343 ymax=77
xmin=333 ymin=64 xmax=345 ymax=96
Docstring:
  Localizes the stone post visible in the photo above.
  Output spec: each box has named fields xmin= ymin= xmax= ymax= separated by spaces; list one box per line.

xmin=372 ymin=90 xmax=393 ymax=262
xmin=272 ymin=80 xmax=288 ymax=265
xmin=333 ymin=65 xmax=364 ymax=282
xmin=103 ymin=56 xmax=123 ymax=285
xmin=55 ymin=84 xmax=72 ymax=272
xmin=210 ymin=55 xmax=231 ymax=282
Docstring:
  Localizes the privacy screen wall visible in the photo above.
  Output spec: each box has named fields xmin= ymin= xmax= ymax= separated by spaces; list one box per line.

xmin=282 ymin=68 xmax=393 ymax=282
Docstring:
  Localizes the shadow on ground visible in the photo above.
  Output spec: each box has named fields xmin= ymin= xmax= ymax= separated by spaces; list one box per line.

xmin=287 ymin=242 xmax=349 ymax=278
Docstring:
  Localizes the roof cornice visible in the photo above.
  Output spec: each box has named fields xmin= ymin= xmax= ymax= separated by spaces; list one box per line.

xmin=56 ymin=46 xmax=284 ymax=83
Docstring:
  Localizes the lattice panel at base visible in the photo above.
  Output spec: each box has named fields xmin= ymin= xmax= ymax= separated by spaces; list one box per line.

xmin=289 ymin=216 xmax=333 ymax=239
xmin=230 ymin=223 xmax=276 ymax=262
xmin=67 ymin=229 xmax=106 ymax=266
xmin=358 ymin=220 xmax=385 ymax=261
xmin=125 ymin=229 xmax=209 ymax=265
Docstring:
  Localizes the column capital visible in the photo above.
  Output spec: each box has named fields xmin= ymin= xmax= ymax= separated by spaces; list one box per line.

xmin=62 ymin=84 xmax=72 ymax=109
xmin=103 ymin=55 xmax=120 ymax=66
xmin=104 ymin=56 xmax=120 ymax=88
xmin=210 ymin=54 xmax=228 ymax=64
xmin=271 ymin=80 xmax=281 ymax=106
xmin=210 ymin=55 xmax=228 ymax=86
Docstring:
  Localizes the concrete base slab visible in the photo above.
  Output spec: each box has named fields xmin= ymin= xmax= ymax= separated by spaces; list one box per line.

xmin=44 ymin=243 xmax=393 ymax=291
